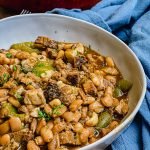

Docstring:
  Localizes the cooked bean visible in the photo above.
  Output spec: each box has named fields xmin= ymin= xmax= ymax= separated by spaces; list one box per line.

xmin=52 ymin=122 xmax=66 ymax=133
xmin=105 ymin=57 xmax=115 ymax=67
xmin=9 ymin=117 xmax=22 ymax=132
xmin=81 ymin=107 xmax=88 ymax=118
xmin=86 ymin=112 xmax=98 ymax=127
xmin=8 ymin=97 xmax=21 ymax=108
xmin=102 ymin=67 xmax=119 ymax=75
xmin=83 ymin=96 xmax=95 ymax=105
xmin=30 ymin=118 xmax=37 ymax=133
xmin=47 ymin=121 xmax=54 ymax=130
xmin=0 ymin=121 xmax=10 ymax=135
xmin=49 ymin=99 xmax=61 ymax=108
xmin=48 ymin=134 xmax=60 ymax=150
xmin=73 ymin=111 xmax=81 ymax=122
xmin=35 ymin=136 xmax=45 ymax=145
xmin=44 ymin=104 xmax=52 ymax=115
xmin=101 ymin=95 xmax=113 ymax=107
xmin=89 ymin=101 xmax=104 ymax=113
xmin=69 ymin=99 xmax=83 ymax=112
xmin=73 ymin=123 xmax=83 ymax=133
xmin=27 ymin=140 xmax=40 ymax=150
xmin=0 ymin=134 xmax=10 ymax=145
xmin=79 ymin=128 xmax=90 ymax=143
xmin=56 ymin=50 xmax=64 ymax=59
xmin=40 ymin=126 xmax=53 ymax=142
xmin=105 ymin=75 xmax=116 ymax=85
xmin=97 ymin=111 xmax=112 ymax=128
xmin=62 ymin=112 xmax=74 ymax=122
xmin=36 ymin=119 xmax=46 ymax=135
xmin=0 ymin=89 xmax=8 ymax=97
xmin=109 ymin=121 xmax=119 ymax=130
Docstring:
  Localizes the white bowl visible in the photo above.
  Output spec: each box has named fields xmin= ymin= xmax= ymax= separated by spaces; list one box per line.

xmin=0 ymin=14 xmax=146 ymax=150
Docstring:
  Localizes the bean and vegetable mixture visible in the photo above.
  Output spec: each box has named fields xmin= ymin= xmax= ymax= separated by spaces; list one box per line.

xmin=0 ymin=36 xmax=132 ymax=150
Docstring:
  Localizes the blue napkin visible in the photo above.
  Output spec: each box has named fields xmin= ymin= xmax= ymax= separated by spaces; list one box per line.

xmin=48 ymin=0 xmax=150 ymax=149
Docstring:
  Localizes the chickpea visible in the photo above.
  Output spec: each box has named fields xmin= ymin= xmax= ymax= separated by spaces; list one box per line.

xmin=62 ymin=112 xmax=74 ymax=122
xmin=40 ymin=126 xmax=53 ymax=143
xmin=86 ymin=112 xmax=98 ymax=127
xmin=79 ymin=128 xmax=90 ymax=143
xmin=49 ymin=99 xmax=61 ymax=108
xmin=101 ymin=95 xmax=113 ymax=107
xmin=36 ymin=119 xmax=46 ymax=135
xmin=0 ymin=121 xmax=10 ymax=135
xmin=105 ymin=57 xmax=115 ymax=67
xmin=9 ymin=117 xmax=22 ymax=132
xmin=35 ymin=136 xmax=45 ymax=145
xmin=0 ymin=134 xmax=10 ymax=146
xmin=27 ymin=140 xmax=40 ymax=150
xmin=69 ymin=99 xmax=83 ymax=112
xmin=73 ymin=123 xmax=83 ymax=133
xmin=89 ymin=101 xmax=104 ymax=113
xmin=8 ymin=97 xmax=21 ymax=108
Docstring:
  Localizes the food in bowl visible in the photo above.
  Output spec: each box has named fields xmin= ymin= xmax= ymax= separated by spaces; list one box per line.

xmin=0 ymin=36 xmax=132 ymax=149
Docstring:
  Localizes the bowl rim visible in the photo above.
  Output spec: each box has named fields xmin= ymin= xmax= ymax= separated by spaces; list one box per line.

xmin=0 ymin=13 xmax=147 ymax=149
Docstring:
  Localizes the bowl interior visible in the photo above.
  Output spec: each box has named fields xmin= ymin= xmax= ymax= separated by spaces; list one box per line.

xmin=0 ymin=14 xmax=146 ymax=148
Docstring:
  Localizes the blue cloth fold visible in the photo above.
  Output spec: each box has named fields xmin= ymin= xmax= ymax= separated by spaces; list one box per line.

xmin=47 ymin=0 xmax=150 ymax=149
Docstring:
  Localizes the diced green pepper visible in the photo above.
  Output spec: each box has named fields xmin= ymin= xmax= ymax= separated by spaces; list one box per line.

xmin=117 ymin=79 xmax=132 ymax=92
xmin=32 ymin=60 xmax=54 ymax=77
xmin=113 ymin=87 xmax=123 ymax=98
xmin=97 ymin=111 xmax=112 ymax=128
xmin=11 ymin=42 xmax=40 ymax=54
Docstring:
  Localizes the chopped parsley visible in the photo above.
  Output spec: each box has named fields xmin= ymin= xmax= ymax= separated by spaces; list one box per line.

xmin=38 ymin=110 xmax=51 ymax=121
xmin=15 ymin=93 xmax=23 ymax=101
xmin=13 ymin=65 xmax=17 ymax=71
xmin=6 ymin=53 xmax=12 ymax=58
xmin=52 ymin=104 xmax=64 ymax=115
xmin=3 ymin=73 xmax=10 ymax=82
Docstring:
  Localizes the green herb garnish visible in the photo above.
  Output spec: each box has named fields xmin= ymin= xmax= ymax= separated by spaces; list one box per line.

xmin=6 ymin=53 xmax=12 ymax=58
xmin=3 ymin=73 xmax=10 ymax=82
xmin=52 ymin=104 xmax=64 ymax=115
xmin=38 ymin=110 xmax=51 ymax=121
xmin=15 ymin=93 xmax=23 ymax=101
xmin=13 ymin=65 xmax=17 ymax=71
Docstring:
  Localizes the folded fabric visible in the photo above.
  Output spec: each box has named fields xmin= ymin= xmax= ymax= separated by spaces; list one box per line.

xmin=47 ymin=0 xmax=150 ymax=149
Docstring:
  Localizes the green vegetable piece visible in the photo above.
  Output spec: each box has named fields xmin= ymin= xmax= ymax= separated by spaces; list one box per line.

xmin=11 ymin=42 xmax=40 ymax=54
xmin=13 ymin=65 xmax=17 ymax=71
xmin=117 ymin=79 xmax=132 ymax=92
xmin=0 ymin=103 xmax=25 ymax=120
xmin=38 ymin=110 xmax=51 ymax=121
xmin=6 ymin=53 xmax=12 ymax=58
xmin=97 ymin=111 xmax=112 ymax=128
xmin=113 ymin=87 xmax=123 ymax=98
xmin=32 ymin=60 xmax=54 ymax=77
xmin=52 ymin=104 xmax=64 ymax=115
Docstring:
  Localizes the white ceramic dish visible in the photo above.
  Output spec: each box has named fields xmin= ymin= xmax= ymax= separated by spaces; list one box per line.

xmin=0 ymin=14 xmax=146 ymax=150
